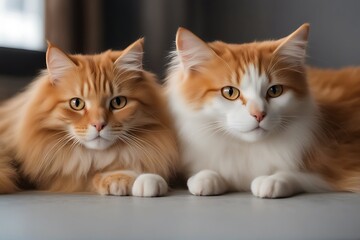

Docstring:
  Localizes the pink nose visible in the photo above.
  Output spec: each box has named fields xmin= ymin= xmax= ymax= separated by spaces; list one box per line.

xmin=251 ymin=111 xmax=266 ymax=122
xmin=92 ymin=122 xmax=107 ymax=132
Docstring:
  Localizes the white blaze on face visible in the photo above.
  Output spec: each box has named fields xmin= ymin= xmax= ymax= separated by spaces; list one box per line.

xmin=240 ymin=64 xmax=268 ymax=116
xmin=222 ymin=64 xmax=270 ymax=142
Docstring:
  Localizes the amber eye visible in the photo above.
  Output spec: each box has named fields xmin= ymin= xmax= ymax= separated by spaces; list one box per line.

xmin=221 ymin=86 xmax=240 ymax=100
xmin=110 ymin=96 xmax=127 ymax=110
xmin=267 ymin=85 xmax=283 ymax=98
xmin=70 ymin=98 xmax=85 ymax=110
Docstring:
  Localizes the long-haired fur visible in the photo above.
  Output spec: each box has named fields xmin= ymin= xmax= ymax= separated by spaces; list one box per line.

xmin=0 ymin=39 xmax=178 ymax=194
xmin=166 ymin=24 xmax=360 ymax=197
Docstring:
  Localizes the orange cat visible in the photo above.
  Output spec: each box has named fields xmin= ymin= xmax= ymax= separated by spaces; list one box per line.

xmin=166 ymin=24 xmax=360 ymax=198
xmin=0 ymin=39 xmax=178 ymax=196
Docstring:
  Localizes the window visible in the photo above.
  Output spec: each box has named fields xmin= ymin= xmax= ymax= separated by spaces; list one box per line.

xmin=0 ymin=0 xmax=44 ymax=51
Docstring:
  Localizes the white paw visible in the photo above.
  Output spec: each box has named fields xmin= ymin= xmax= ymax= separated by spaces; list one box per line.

xmin=132 ymin=174 xmax=168 ymax=197
xmin=187 ymin=170 xmax=227 ymax=196
xmin=251 ymin=175 xmax=295 ymax=198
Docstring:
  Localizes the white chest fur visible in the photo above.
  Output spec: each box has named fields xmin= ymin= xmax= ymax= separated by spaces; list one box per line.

xmin=177 ymin=112 xmax=316 ymax=191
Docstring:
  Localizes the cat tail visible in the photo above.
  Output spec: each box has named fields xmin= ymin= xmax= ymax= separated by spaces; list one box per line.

xmin=0 ymin=154 xmax=18 ymax=194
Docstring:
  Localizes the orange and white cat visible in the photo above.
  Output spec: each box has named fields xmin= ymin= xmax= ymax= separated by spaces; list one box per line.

xmin=0 ymin=39 xmax=178 ymax=196
xmin=166 ymin=24 xmax=360 ymax=198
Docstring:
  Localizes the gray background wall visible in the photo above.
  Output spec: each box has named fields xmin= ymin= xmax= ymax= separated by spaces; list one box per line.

xmin=1 ymin=0 xmax=360 ymax=80
xmin=136 ymin=0 xmax=360 ymax=77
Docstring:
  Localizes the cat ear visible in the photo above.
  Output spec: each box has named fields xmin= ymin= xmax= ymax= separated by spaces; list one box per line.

xmin=114 ymin=38 xmax=144 ymax=72
xmin=274 ymin=23 xmax=310 ymax=64
xmin=176 ymin=27 xmax=214 ymax=71
xmin=46 ymin=42 xmax=76 ymax=84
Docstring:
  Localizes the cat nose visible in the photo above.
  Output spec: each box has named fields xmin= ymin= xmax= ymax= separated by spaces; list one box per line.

xmin=251 ymin=111 xmax=266 ymax=122
xmin=92 ymin=122 xmax=107 ymax=132
xmin=249 ymin=101 xmax=266 ymax=123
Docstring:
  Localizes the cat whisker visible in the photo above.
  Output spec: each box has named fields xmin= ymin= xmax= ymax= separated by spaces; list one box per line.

xmin=118 ymin=133 xmax=163 ymax=169
xmin=40 ymin=131 xmax=70 ymax=165
xmin=119 ymin=132 xmax=170 ymax=171
xmin=125 ymin=132 xmax=165 ymax=156
xmin=188 ymin=121 xmax=229 ymax=139
xmin=38 ymin=133 xmax=76 ymax=179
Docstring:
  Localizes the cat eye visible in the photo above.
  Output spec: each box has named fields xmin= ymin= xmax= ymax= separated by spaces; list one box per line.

xmin=70 ymin=98 xmax=85 ymax=110
xmin=110 ymin=96 xmax=127 ymax=110
xmin=221 ymin=86 xmax=240 ymax=101
xmin=267 ymin=85 xmax=283 ymax=98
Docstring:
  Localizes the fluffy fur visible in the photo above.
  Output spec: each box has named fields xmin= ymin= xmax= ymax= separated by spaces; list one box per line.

xmin=166 ymin=24 xmax=360 ymax=198
xmin=0 ymin=39 xmax=178 ymax=197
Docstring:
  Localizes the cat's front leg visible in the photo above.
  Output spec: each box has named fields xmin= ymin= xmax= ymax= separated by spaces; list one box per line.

xmin=132 ymin=173 xmax=168 ymax=197
xmin=187 ymin=170 xmax=228 ymax=196
xmin=0 ymin=153 xmax=19 ymax=194
xmin=93 ymin=171 xmax=168 ymax=197
xmin=93 ymin=170 xmax=138 ymax=196
xmin=251 ymin=171 xmax=331 ymax=198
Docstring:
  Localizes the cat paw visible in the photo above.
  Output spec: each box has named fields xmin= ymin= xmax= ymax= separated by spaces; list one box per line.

xmin=187 ymin=170 xmax=227 ymax=196
xmin=251 ymin=175 xmax=295 ymax=198
xmin=132 ymin=174 xmax=168 ymax=197
xmin=93 ymin=171 xmax=137 ymax=196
